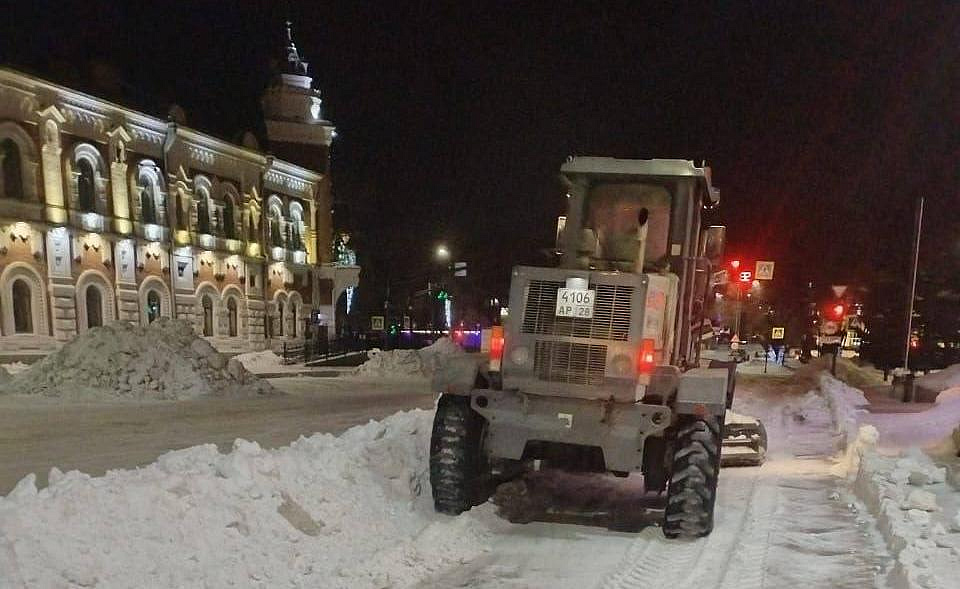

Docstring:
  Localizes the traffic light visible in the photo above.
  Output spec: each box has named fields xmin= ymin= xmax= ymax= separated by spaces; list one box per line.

xmin=436 ymin=289 xmax=449 ymax=301
xmin=832 ymin=304 xmax=845 ymax=319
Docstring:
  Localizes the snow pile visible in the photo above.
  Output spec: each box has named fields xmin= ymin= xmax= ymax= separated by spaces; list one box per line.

xmin=917 ymin=364 xmax=960 ymax=396
xmin=819 ymin=373 xmax=960 ymax=588
xmin=1 ymin=319 xmax=274 ymax=400
xmin=854 ymin=383 xmax=960 ymax=451
xmin=818 ymin=372 xmax=871 ymax=451
xmin=234 ymin=349 xmax=286 ymax=374
xmin=0 ymin=410 xmax=492 ymax=588
xmin=1 ymin=361 xmax=30 ymax=375
xmin=851 ymin=429 xmax=960 ymax=588
xmin=355 ymin=338 xmax=464 ymax=379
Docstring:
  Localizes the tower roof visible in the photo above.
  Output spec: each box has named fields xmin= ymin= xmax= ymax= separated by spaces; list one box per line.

xmin=281 ymin=20 xmax=309 ymax=77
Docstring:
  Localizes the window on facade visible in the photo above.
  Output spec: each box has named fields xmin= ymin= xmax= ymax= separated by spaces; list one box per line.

xmin=147 ymin=290 xmax=161 ymax=323
xmin=227 ymin=298 xmax=238 ymax=337
xmin=198 ymin=197 xmax=210 ymax=234
xmin=270 ymin=216 xmax=283 ymax=248
xmin=0 ymin=139 xmax=23 ymax=199
xmin=277 ymin=301 xmax=285 ymax=336
xmin=224 ymin=199 xmax=236 ymax=239
xmin=12 ymin=279 xmax=32 ymax=333
xmin=86 ymin=286 xmax=103 ymax=328
xmin=202 ymin=295 xmax=213 ymax=336
xmin=292 ymin=304 xmax=298 ymax=337
xmin=139 ymin=177 xmax=157 ymax=224
xmin=77 ymin=158 xmax=96 ymax=212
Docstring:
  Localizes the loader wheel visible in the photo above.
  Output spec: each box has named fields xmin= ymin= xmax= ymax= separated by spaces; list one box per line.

xmin=663 ymin=416 xmax=721 ymax=539
xmin=430 ymin=394 xmax=488 ymax=515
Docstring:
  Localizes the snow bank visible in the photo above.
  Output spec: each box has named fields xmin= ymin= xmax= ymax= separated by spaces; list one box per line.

xmin=818 ymin=372 xmax=870 ymax=453
xmin=851 ymin=429 xmax=960 ymax=588
xmin=917 ymin=364 xmax=960 ymax=396
xmin=234 ymin=349 xmax=286 ymax=374
xmin=0 ymin=319 xmax=274 ymax=400
xmin=355 ymin=337 xmax=464 ymax=380
xmin=819 ymin=373 xmax=960 ymax=588
xmin=0 ymin=410 xmax=492 ymax=588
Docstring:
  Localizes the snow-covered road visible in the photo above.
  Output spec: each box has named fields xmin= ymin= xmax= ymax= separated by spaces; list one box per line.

xmin=1 ymin=368 xmax=898 ymax=588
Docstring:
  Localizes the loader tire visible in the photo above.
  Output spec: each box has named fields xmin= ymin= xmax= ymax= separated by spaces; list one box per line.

xmin=430 ymin=394 xmax=487 ymax=515
xmin=663 ymin=416 xmax=721 ymax=539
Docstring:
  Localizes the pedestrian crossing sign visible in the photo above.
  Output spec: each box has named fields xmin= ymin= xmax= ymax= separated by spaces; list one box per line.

xmin=771 ymin=327 xmax=785 ymax=339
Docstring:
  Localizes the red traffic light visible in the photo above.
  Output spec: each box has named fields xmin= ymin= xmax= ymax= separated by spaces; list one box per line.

xmin=832 ymin=304 xmax=845 ymax=318
xmin=730 ymin=260 xmax=741 ymax=269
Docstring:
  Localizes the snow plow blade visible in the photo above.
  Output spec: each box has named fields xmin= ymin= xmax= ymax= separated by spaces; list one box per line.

xmin=721 ymin=411 xmax=767 ymax=467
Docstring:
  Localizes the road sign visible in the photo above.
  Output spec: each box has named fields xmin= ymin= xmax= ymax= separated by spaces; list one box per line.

xmin=454 ymin=261 xmax=467 ymax=277
xmin=371 ymin=316 xmax=385 ymax=331
xmin=711 ymin=269 xmax=728 ymax=286
xmin=831 ymin=285 xmax=848 ymax=298
xmin=755 ymin=261 xmax=775 ymax=280
xmin=771 ymin=327 xmax=785 ymax=340
xmin=739 ymin=270 xmax=752 ymax=282
xmin=402 ymin=315 xmax=411 ymax=330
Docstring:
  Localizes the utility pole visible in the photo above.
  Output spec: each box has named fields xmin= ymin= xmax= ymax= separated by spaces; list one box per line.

xmin=904 ymin=196 xmax=924 ymax=371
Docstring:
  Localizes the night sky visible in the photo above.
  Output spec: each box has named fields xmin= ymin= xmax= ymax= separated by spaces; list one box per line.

xmin=2 ymin=1 xmax=957 ymax=318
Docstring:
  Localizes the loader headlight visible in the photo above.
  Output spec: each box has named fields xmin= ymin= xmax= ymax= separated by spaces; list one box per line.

xmin=509 ymin=346 xmax=530 ymax=366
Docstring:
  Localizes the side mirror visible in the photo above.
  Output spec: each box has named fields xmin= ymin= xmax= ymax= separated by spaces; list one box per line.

xmin=702 ymin=225 xmax=726 ymax=266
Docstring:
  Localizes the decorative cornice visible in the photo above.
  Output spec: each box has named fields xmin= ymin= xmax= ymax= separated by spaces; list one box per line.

xmin=36 ymin=104 xmax=67 ymax=124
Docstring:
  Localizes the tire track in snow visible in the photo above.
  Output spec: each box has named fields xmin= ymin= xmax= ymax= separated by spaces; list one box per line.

xmin=595 ymin=470 xmax=770 ymax=589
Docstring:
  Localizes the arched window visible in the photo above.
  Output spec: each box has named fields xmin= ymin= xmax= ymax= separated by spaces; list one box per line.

xmin=139 ymin=178 xmax=157 ymax=224
xmin=197 ymin=194 xmax=210 ymax=234
xmin=227 ymin=298 xmax=238 ymax=336
xmin=270 ymin=208 xmax=283 ymax=247
xmin=277 ymin=301 xmax=285 ymax=336
xmin=86 ymin=286 xmax=103 ymax=328
xmin=146 ymin=290 xmax=161 ymax=323
xmin=77 ymin=158 xmax=96 ymax=211
xmin=224 ymin=199 xmax=236 ymax=239
xmin=289 ymin=204 xmax=304 ymax=251
xmin=202 ymin=295 xmax=213 ymax=336
xmin=292 ymin=303 xmax=299 ymax=337
xmin=0 ymin=138 xmax=23 ymax=200
xmin=12 ymin=279 xmax=32 ymax=333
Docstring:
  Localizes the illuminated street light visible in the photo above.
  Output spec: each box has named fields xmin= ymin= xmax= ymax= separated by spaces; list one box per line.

xmin=435 ymin=244 xmax=451 ymax=262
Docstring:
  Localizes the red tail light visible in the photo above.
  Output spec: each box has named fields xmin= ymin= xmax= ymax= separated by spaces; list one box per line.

xmin=638 ymin=338 xmax=656 ymax=374
xmin=490 ymin=326 xmax=505 ymax=371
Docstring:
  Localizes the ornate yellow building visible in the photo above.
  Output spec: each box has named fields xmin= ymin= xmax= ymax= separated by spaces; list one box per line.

xmin=0 ymin=27 xmax=359 ymax=353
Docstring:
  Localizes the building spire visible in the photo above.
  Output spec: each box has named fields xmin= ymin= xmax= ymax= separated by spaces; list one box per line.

xmin=282 ymin=20 xmax=309 ymax=77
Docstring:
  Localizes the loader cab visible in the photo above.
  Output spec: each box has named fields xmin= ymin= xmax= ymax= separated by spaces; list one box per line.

xmin=557 ymin=158 xmax=719 ymax=275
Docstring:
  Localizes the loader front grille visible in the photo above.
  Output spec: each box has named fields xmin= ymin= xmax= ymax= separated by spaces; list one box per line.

xmin=534 ymin=340 xmax=607 ymax=386
xmin=521 ymin=280 xmax=634 ymax=341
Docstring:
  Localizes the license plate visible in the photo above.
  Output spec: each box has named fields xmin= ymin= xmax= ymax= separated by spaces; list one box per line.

xmin=555 ymin=288 xmax=595 ymax=319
